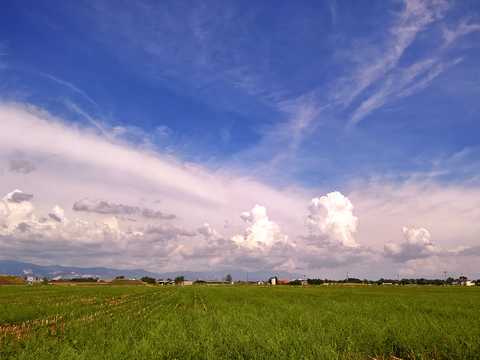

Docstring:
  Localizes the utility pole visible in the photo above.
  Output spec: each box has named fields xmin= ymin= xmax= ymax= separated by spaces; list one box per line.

xmin=247 ymin=271 xmax=248 ymax=283
xmin=347 ymin=271 xmax=348 ymax=284
xmin=444 ymin=271 xmax=447 ymax=285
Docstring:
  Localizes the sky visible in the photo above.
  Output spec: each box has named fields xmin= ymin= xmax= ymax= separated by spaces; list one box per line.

xmin=1 ymin=0 xmax=480 ymax=280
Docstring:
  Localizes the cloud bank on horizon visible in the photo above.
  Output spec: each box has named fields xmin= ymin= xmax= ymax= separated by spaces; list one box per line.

xmin=0 ymin=0 xmax=480 ymax=279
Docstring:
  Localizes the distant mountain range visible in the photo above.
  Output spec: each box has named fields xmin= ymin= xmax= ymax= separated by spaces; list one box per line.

xmin=0 ymin=260 xmax=302 ymax=282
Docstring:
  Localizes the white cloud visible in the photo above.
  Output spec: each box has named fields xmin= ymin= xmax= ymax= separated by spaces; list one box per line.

xmin=180 ymin=205 xmax=297 ymax=271
xmin=0 ymin=188 xmax=196 ymax=269
xmin=1 ymin=190 xmax=36 ymax=229
xmin=38 ymin=73 xmax=97 ymax=106
xmin=303 ymin=191 xmax=360 ymax=248
xmin=383 ymin=226 xmax=448 ymax=262
xmin=349 ymin=178 xmax=480 ymax=251
xmin=1 ymin=100 xmax=480 ymax=278
xmin=348 ymin=58 xmax=441 ymax=125
xmin=333 ymin=0 xmax=448 ymax=107
xmin=297 ymin=192 xmax=375 ymax=270
xmin=443 ymin=21 xmax=480 ymax=45
xmin=236 ymin=205 xmax=293 ymax=250
xmin=0 ymin=101 xmax=308 ymax=270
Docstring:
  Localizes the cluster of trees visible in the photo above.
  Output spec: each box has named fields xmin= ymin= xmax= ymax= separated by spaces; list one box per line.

xmin=306 ymin=278 xmax=367 ymax=285
xmin=141 ymin=276 xmax=156 ymax=284
xmin=376 ymin=278 xmax=451 ymax=285
xmin=288 ymin=280 xmax=302 ymax=285
xmin=303 ymin=277 xmax=474 ymax=286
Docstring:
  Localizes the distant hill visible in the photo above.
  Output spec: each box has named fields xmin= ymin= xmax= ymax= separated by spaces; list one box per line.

xmin=0 ymin=275 xmax=28 ymax=285
xmin=0 ymin=260 xmax=302 ymax=282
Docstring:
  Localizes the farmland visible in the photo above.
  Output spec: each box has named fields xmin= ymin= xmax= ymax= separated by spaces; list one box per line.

xmin=1 ymin=285 xmax=479 ymax=359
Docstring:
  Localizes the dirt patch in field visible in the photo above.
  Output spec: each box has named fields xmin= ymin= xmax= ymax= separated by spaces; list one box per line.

xmin=0 ymin=323 xmax=32 ymax=341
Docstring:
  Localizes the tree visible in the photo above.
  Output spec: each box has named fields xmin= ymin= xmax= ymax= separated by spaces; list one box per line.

xmin=115 ymin=275 xmax=125 ymax=279
xmin=174 ymin=276 xmax=185 ymax=285
xmin=42 ymin=276 xmax=49 ymax=285
xmin=226 ymin=274 xmax=232 ymax=283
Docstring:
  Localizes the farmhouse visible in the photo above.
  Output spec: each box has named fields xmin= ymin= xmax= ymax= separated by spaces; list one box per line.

xmin=26 ymin=276 xmax=40 ymax=284
xmin=456 ymin=277 xmax=475 ymax=286
xmin=156 ymin=279 xmax=175 ymax=285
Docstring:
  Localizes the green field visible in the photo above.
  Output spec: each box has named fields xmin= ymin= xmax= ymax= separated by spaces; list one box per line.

xmin=1 ymin=285 xmax=479 ymax=359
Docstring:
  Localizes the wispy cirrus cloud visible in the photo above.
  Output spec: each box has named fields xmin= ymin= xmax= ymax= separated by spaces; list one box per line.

xmin=333 ymin=0 xmax=449 ymax=108
xmin=348 ymin=58 xmax=457 ymax=125
xmin=39 ymin=73 xmax=97 ymax=106
xmin=443 ymin=20 xmax=480 ymax=45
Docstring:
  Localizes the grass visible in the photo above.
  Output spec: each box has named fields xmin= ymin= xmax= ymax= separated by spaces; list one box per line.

xmin=107 ymin=279 xmax=145 ymax=286
xmin=0 ymin=285 xmax=479 ymax=359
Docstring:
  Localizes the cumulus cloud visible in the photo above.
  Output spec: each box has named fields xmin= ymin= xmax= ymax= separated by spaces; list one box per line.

xmin=197 ymin=223 xmax=222 ymax=241
xmin=297 ymin=192 xmax=376 ymax=270
xmin=9 ymin=160 xmax=36 ymax=173
xmin=232 ymin=205 xmax=296 ymax=270
xmin=303 ymin=191 xmax=360 ymax=248
xmin=383 ymin=226 xmax=448 ymax=262
xmin=236 ymin=205 xmax=293 ymax=249
xmin=180 ymin=206 xmax=296 ymax=271
xmin=1 ymin=190 xmax=36 ymax=228
xmin=179 ymin=223 xmax=239 ymax=269
xmin=142 ymin=223 xmax=184 ymax=242
xmin=73 ymin=198 xmax=175 ymax=219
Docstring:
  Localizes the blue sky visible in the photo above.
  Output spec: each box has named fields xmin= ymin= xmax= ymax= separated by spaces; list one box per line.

xmin=1 ymin=0 xmax=480 ymax=279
